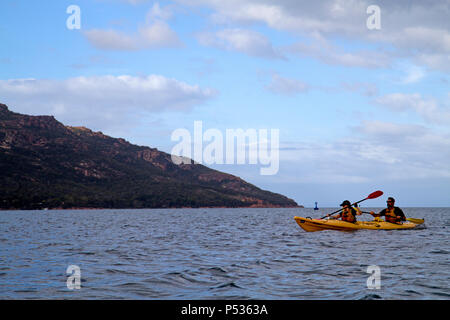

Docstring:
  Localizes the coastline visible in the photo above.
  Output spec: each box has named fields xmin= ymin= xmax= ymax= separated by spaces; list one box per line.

xmin=0 ymin=204 xmax=304 ymax=211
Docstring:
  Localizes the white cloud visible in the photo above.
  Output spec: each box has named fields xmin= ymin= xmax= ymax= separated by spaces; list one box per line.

xmin=371 ymin=26 xmax=450 ymax=73
xmin=352 ymin=120 xmax=450 ymax=179
xmin=355 ymin=120 xmax=428 ymax=139
xmin=138 ymin=21 xmax=181 ymax=47
xmin=186 ymin=1 xmax=450 ymax=44
xmin=197 ymin=28 xmax=284 ymax=59
xmin=84 ymin=3 xmax=181 ymax=51
xmin=184 ymin=0 xmax=366 ymax=34
xmin=0 ymin=75 xmax=216 ymax=131
xmin=275 ymin=120 xmax=450 ymax=184
xmin=84 ymin=20 xmax=182 ymax=51
xmin=265 ymin=73 xmax=309 ymax=95
xmin=382 ymin=26 xmax=450 ymax=55
xmin=84 ymin=29 xmax=138 ymax=51
xmin=414 ymin=53 xmax=450 ymax=73
xmin=375 ymin=93 xmax=450 ymax=125
xmin=286 ymin=33 xmax=392 ymax=69
xmin=264 ymin=75 xmax=379 ymax=97
xmin=147 ymin=2 xmax=174 ymax=21
xmin=180 ymin=0 xmax=450 ymax=73
xmin=401 ymin=65 xmax=425 ymax=84
xmin=340 ymin=81 xmax=378 ymax=97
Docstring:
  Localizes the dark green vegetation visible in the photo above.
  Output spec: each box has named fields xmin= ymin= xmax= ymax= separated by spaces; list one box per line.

xmin=0 ymin=104 xmax=299 ymax=209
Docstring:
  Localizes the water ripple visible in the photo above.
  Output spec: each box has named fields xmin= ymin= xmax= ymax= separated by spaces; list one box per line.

xmin=0 ymin=207 xmax=449 ymax=299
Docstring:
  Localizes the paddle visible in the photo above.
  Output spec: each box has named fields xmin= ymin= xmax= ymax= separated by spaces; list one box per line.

xmin=358 ymin=210 xmax=424 ymax=224
xmin=406 ymin=217 xmax=425 ymax=224
xmin=320 ymin=190 xmax=383 ymax=219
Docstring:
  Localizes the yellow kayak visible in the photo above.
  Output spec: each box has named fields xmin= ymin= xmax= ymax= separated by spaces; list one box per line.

xmin=294 ymin=216 xmax=424 ymax=232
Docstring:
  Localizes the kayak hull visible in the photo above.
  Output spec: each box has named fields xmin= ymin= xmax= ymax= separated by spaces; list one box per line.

xmin=294 ymin=216 xmax=423 ymax=232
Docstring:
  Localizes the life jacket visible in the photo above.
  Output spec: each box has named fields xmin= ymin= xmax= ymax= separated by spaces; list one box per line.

xmin=384 ymin=207 xmax=398 ymax=223
xmin=341 ymin=207 xmax=357 ymax=223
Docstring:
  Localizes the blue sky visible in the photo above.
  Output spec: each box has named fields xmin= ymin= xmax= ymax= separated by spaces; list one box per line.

xmin=1 ymin=0 xmax=450 ymax=206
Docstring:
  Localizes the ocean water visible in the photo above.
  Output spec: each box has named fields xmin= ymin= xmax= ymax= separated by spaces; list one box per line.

xmin=0 ymin=208 xmax=448 ymax=300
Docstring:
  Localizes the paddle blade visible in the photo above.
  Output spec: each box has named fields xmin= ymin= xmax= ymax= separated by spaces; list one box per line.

xmin=407 ymin=217 xmax=425 ymax=225
xmin=366 ymin=190 xmax=383 ymax=199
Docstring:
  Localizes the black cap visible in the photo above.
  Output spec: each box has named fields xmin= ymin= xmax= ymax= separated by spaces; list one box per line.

xmin=340 ymin=200 xmax=351 ymax=206
xmin=387 ymin=197 xmax=395 ymax=202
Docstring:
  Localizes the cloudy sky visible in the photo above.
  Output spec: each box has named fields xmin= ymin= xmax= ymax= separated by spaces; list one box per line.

xmin=1 ymin=0 xmax=449 ymax=206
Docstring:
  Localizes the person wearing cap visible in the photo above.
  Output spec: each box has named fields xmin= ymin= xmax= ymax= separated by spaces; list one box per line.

xmin=370 ymin=197 xmax=406 ymax=224
xmin=326 ymin=200 xmax=362 ymax=223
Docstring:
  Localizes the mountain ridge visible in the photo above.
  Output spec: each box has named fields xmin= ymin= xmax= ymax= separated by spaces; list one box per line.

xmin=0 ymin=103 xmax=300 ymax=209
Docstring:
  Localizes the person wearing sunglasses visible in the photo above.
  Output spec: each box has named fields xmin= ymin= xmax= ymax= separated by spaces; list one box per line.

xmin=369 ymin=197 xmax=406 ymax=224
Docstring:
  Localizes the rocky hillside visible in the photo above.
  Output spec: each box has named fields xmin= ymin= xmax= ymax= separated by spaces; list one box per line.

xmin=0 ymin=103 xmax=299 ymax=209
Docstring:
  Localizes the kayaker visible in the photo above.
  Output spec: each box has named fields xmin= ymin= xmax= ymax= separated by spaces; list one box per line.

xmin=369 ymin=197 xmax=406 ymax=224
xmin=326 ymin=200 xmax=362 ymax=223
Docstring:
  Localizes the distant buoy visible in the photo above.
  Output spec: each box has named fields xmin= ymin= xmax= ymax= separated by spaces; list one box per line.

xmin=314 ymin=202 xmax=319 ymax=210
